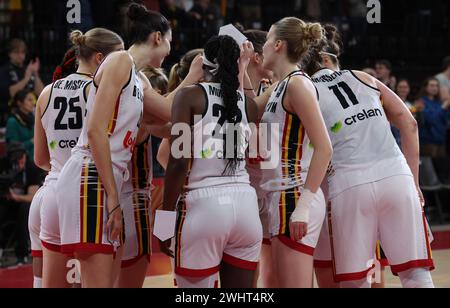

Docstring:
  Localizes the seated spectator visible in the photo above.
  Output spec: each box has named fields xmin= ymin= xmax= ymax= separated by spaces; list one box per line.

xmin=392 ymin=79 xmax=415 ymax=147
xmin=416 ymin=77 xmax=450 ymax=158
xmin=396 ymin=79 xmax=415 ymax=110
xmin=435 ymin=56 xmax=450 ymax=105
xmin=0 ymin=143 xmax=40 ymax=266
xmin=0 ymin=39 xmax=44 ymax=126
xmin=6 ymin=90 xmax=35 ymax=160
xmin=435 ymin=56 xmax=450 ymax=154
xmin=375 ymin=59 xmax=397 ymax=91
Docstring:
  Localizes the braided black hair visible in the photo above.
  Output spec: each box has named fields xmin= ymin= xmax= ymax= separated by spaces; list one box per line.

xmin=53 ymin=46 xmax=78 ymax=82
xmin=204 ymin=35 xmax=242 ymax=175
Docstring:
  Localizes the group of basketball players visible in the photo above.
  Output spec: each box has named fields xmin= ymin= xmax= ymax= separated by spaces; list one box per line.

xmin=27 ymin=2 xmax=435 ymax=288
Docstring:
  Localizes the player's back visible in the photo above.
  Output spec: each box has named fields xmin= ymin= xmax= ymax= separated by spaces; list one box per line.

xmin=185 ymin=83 xmax=251 ymax=190
xmin=42 ymin=73 xmax=92 ymax=179
xmin=312 ymin=69 xmax=411 ymax=198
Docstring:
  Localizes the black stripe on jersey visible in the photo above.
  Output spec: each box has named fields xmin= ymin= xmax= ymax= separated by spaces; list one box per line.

xmin=349 ymin=70 xmax=380 ymax=92
xmin=74 ymin=72 xmax=93 ymax=78
xmin=122 ymin=67 xmax=133 ymax=91
xmin=283 ymin=187 xmax=298 ymax=237
xmin=41 ymin=82 xmax=55 ymax=119
xmin=83 ymin=81 xmax=93 ymax=103
xmin=86 ymin=163 xmax=100 ymax=244
xmin=287 ymin=115 xmax=301 ymax=181
xmin=281 ymin=72 xmax=313 ymax=116
xmin=136 ymin=141 xmax=149 ymax=190
xmin=138 ymin=194 xmax=150 ymax=254
xmin=196 ymin=84 xmax=209 ymax=120
xmin=280 ymin=77 xmax=294 ymax=116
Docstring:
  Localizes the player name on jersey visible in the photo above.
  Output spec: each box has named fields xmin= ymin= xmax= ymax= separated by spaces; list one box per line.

xmin=208 ymin=84 xmax=244 ymax=102
xmin=54 ymin=79 xmax=90 ymax=91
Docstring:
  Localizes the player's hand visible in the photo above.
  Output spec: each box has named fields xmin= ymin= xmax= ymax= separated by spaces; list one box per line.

xmin=159 ymin=239 xmax=174 ymax=258
xmin=239 ymin=41 xmax=254 ymax=71
xmin=32 ymin=58 xmax=41 ymax=74
xmin=25 ymin=63 xmax=34 ymax=79
xmin=185 ymin=54 xmax=204 ymax=84
xmin=415 ymin=99 xmax=425 ymax=112
xmin=106 ymin=196 xmax=123 ymax=243
xmin=289 ymin=221 xmax=308 ymax=242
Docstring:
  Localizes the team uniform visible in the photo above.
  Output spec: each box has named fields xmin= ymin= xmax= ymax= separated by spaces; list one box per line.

xmin=313 ymin=181 xmax=390 ymax=268
xmin=311 ymin=69 xmax=434 ymax=282
xmin=246 ymin=79 xmax=271 ymax=245
xmin=120 ymin=137 xmax=153 ymax=267
xmin=259 ymin=70 xmax=326 ymax=256
xmin=173 ymin=83 xmax=262 ymax=285
xmin=55 ymin=61 xmax=144 ymax=254
xmin=29 ymin=73 xmax=92 ymax=254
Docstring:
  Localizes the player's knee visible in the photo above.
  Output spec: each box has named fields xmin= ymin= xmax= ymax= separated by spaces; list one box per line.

xmin=398 ymin=268 xmax=434 ymax=288
xmin=340 ymin=278 xmax=371 ymax=288
xmin=175 ymin=274 xmax=217 ymax=288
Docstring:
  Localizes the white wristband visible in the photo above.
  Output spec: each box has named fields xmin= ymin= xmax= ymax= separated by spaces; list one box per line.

xmin=290 ymin=188 xmax=315 ymax=224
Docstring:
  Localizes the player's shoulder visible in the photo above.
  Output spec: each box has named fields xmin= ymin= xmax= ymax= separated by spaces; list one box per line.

xmin=101 ymin=51 xmax=133 ymax=72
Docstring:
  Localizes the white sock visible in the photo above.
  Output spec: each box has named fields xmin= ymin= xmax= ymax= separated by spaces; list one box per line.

xmin=398 ymin=268 xmax=434 ymax=288
xmin=33 ymin=277 xmax=42 ymax=288
xmin=340 ymin=278 xmax=371 ymax=288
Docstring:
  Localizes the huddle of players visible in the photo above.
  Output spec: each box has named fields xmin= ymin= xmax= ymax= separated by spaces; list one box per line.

xmin=28 ymin=2 xmax=434 ymax=288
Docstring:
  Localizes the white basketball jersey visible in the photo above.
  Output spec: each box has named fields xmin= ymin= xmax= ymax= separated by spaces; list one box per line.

xmin=311 ymin=69 xmax=412 ymax=198
xmin=41 ymin=73 xmax=92 ymax=180
xmin=121 ymin=136 xmax=153 ymax=195
xmin=260 ymin=71 xmax=314 ymax=192
xmin=74 ymin=63 xmax=144 ymax=175
xmin=185 ymin=83 xmax=251 ymax=190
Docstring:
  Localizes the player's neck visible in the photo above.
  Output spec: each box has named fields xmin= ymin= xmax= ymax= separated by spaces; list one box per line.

xmin=77 ymin=62 xmax=96 ymax=77
xmin=273 ymin=63 xmax=299 ymax=82
xmin=128 ymin=45 xmax=149 ymax=71
xmin=247 ymin=65 xmax=263 ymax=90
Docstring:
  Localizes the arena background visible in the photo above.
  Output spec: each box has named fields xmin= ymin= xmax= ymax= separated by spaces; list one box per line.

xmin=0 ymin=0 xmax=449 ymax=288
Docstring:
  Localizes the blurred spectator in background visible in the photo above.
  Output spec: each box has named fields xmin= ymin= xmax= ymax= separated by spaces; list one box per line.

xmin=0 ymin=142 xmax=40 ymax=266
xmin=435 ymin=56 xmax=450 ymax=106
xmin=362 ymin=67 xmax=377 ymax=78
xmin=416 ymin=77 xmax=450 ymax=158
xmin=362 ymin=67 xmax=377 ymax=77
xmin=376 ymin=59 xmax=397 ymax=91
xmin=396 ymin=79 xmax=414 ymax=109
xmin=0 ymin=39 xmax=43 ymax=126
xmin=347 ymin=0 xmax=367 ymax=46
xmin=5 ymin=89 xmax=35 ymax=160
xmin=237 ymin=0 xmax=262 ymax=29
xmin=392 ymin=79 xmax=416 ymax=147
xmin=435 ymin=56 xmax=450 ymax=155
xmin=188 ymin=0 xmax=223 ymax=49
xmin=160 ymin=0 xmax=189 ymax=65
